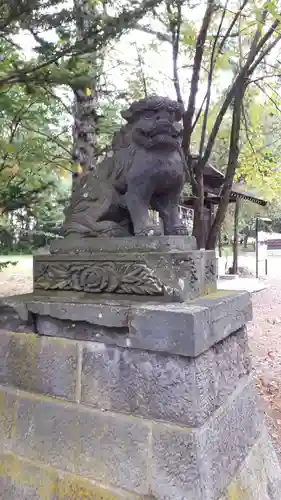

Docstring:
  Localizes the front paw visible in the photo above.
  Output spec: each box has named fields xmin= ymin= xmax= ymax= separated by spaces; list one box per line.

xmin=135 ymin=226 xmax=162 ymax=236
xmin=170 ymin=225 xmax=189 ymax=236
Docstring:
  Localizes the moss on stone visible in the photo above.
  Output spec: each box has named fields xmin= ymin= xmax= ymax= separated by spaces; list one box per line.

xmin=57 ymin=475 xmax=120 ymax=499
xmin=0 ymin=452 xmax=57 ymax=499
xmin=0 ymin=452 xmax=142 ymax=499
xmin=202 ymin=290 xmax=236 ymax=299
xmin=227 ymin=482 xmax=250 ymax=500
xmin=0 ymin=390 xmax=17 ymax=442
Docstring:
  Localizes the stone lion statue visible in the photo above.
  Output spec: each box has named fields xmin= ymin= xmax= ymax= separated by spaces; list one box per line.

xmin=63 ymin=95 xmax=189 ymax=237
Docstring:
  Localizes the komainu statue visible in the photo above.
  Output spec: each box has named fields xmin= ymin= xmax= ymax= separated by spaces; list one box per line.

xmin=63 ymin=95 xmax=189 ymax=237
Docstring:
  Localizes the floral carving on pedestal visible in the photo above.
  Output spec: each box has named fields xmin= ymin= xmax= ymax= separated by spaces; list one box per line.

xmin=205 ymin=258 xmax=216 ymax=285
xmin=34 ymin=261 xmax=164 ymax=295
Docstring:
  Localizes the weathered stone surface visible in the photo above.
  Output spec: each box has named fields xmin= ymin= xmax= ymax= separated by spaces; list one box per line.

xmin=151 ymin=425 xmax=203 ymax=500
xmin=221 ymin=430 xmax=281 ymax=500
xmin=197 ymin=377 xmax=263 ymax=500
xmin=151 ymin=377 xmax=262 ymax=500
xmin=0 ymin=452 xmax=146 ymax=499
xmin=0 ymin=452 xmax=57 ymax=499
xmin=81 ymin=328 xmax=251 ymax=426
xmin=204 ymin=250 xmax=217 ymax=293
xmin=13 ymin=393 xmax=149 ymax=494
xmin=56 ymin=472 xmax=147 ymax=499
xmin=26 ymin=296 xmax=129 ymax=329
xmin=0 ymin=391 xmax=17 ymax=451
xmin=63 ymin=96 xmax=187 ymax=239
xmin=50 ymin=235 xmax=197 ymax=254
xmin=0 ymin=331 xmax=78 ymax=401
xmin=0 ymin=301 xmax=33 ymax=332
xmin=4 ymin=290 xmax=251 ymax=356
xmin=33 ymin=247 xmax=216 ymax=303
xmin=129 ymin=291 xmax=252 ymax=356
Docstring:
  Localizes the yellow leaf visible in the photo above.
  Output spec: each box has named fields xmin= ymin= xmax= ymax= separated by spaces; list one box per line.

xmin=84 ymin=88 xmax=92 ymax=97
xmin=6 ymin=144 xmax=15 ymax=153
xmin=72 ymin=163 xmax=83 ymax=174
xmin=59 ymin=166 xmax=70 ymax=178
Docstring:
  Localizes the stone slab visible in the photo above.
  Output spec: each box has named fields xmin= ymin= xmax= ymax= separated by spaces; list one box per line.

xmin=0 ymin=331 xmax=78 ymax=401
xmin=50 ymin=235 xmax=197 ymax=254
xmin=219 ymin=429 xmax=281 ymax=500
xmin=33 ymin=248 xmax=216 ymax=302
xmin=0 ymin=452 xmax=148 ymax=499
xmin=3 ymin=290 xmax=252 ymax=356
xmin=129 ymin=291 xmax=252 ymax=356
xmin=0 ymin=452 xmax=57 ymax=499
xmin=0 ymin=301 xmax=34 ymax=331
xmin=80 ymin=327 xmax=251 ymax=426
xmin=12 ymin=390 xmax=149 ymax=494
xmin=33 ymin=235 xmax=217 ymax=303
xmin=151 ymin=377 xmax=262 ymax=500
xmin=0 ymin=391 xmax=17 ymax=451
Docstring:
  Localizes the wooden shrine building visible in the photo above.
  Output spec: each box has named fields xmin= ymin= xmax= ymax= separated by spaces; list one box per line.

xmin=179 ymin=162 xmax=267 ymax=243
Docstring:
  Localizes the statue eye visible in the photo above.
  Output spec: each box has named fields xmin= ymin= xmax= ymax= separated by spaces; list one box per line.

xmin=144 ymin=109 xmax=156 ymax=118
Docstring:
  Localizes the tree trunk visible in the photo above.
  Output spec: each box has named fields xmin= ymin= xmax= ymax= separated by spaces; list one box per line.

xmin=206 ymin=81 xmax=246 ymax=250
xmin=218 ymin=228 xmax=222 ymax=257
xmin=232 ymin=198 xmax=240 ymax=274
xmin=192 ymin=169 xmax=205 ymax=248
xmin=71 ymin=0 xmax=101 ymax=182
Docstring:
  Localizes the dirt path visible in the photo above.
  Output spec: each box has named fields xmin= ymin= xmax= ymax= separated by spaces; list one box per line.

xmin=248 ymin=280 xmax=281 ymax=452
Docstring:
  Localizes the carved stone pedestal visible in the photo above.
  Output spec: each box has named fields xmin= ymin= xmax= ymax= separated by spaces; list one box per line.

xmin=1 ymin=291 xmax=281 ymax=499
xmin=33 ymin=236 xmax=217 ymax=303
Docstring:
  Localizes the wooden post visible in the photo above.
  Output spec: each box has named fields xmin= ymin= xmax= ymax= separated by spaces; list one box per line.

xmin=232 ymin=198 xmax=240 ymax=274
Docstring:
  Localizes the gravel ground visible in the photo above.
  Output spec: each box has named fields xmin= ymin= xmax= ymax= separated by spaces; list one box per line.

xmin=1 ymin=266 xmax=281 ymax=453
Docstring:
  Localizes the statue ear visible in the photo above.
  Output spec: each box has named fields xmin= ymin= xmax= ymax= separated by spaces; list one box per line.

xmin=121 ymin=108 xmax=134 ymax=123
xmin=175 ymin=102 xmax=185 ymax=122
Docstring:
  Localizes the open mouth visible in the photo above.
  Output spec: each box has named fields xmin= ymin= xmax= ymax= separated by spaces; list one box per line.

xmin=142 ymin=129 xmax=180 ymax=139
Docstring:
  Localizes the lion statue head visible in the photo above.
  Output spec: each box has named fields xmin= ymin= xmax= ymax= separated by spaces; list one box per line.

xmin=97 ymin=96 xmax=185 ymax=191
xmin=121 ymin=95 xmax=184 ymax=151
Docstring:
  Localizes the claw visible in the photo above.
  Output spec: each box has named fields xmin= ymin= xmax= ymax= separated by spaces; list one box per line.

xmin=170 ymin=225 xmax=189 ymax=236
xmin=135 ymin=226 xmax=162 ymax=236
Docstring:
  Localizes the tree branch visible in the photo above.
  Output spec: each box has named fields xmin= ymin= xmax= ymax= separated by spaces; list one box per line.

xmin=198 ymin=1 xmax=228 ymax=160
xmin=166 ymin=0 xmax=183 ymax=103
xmin=21 ymin=124 xmax=72 ymax=155
xmin=182 ymin=0 xmax=215 ymax=155
xmin=134 ymin=23 xmax=172 ymax=43
xmin=218 ymin=0 xmax=248 ymax=54
xmin=0 ymin=0 xmax=165 ymax=87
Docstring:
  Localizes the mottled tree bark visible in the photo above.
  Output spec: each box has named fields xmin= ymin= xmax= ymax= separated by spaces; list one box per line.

xmin=71 ymin=0 xmax=101 ymax=180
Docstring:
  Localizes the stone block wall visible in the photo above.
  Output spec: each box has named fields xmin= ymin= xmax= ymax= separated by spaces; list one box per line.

xmin=0 ymin=291 xmax=280 ymax=499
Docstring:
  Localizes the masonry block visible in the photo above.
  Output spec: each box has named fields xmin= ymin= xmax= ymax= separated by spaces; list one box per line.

xmin=0 ymin=331 xmax=78 ymax=401
xmin=81 ymin=327 xmax=251 ymax=426
xmin=3 ymin=290 xmax=252 ymax=356
xmin=129 ymin=291 xmax=252 ymax=356
xmin=1 ymin=287 xmax=281 ymax=500
xmin=13 ymin=393 xmax=149 ymax=494
xmin=0 ymin=452 xmax=57 ymax=500
xmin=0 ymin=391 xmax=17 ymax=451
xmin=0 ymin=302 xmax=33 ymax=333
xmin=197 ymin=377 xmax=262 ymax=500
xmin=219 ymin=430 xmax=281 ymax=500
xmin=151 ymin=377 xmax=262 ymax=500
xmin=0 ymin=452 xmax=147 ymax=499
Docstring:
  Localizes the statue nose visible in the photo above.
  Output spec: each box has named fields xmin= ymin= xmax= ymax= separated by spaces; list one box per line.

xmin=156 ymin=117 xmax=170 ymax=124
xmin=156 ymin=112 xmax=169 ymax=121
